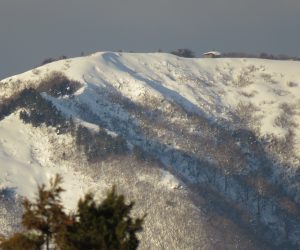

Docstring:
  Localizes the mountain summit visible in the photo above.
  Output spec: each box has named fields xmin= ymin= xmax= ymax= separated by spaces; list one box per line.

xmin=1 ymin=52 xmax=300 ymax=249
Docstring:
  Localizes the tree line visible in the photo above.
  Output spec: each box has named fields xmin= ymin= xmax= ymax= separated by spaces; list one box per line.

xmin=0 ymin=74 xmax=128 ymax=162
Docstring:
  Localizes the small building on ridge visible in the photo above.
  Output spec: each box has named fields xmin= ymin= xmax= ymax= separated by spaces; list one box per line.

xmin=203 ymin=51 xmax=222 ymax=58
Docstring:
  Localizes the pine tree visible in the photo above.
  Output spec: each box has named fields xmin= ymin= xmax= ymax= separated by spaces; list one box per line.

xmin=21 ymin=174 xmax=69 ymax=250
xmin=61 ymin=186 xmax=145 ymax=250
xmin=0 ymin=175 xmax=144 ymax=250
xmin=0 ymin=233 xmax=43 ymax=250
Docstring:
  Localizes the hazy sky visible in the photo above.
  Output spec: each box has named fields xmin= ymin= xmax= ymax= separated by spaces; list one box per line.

xmin=1 ymin=0 xmax=300 ymax=79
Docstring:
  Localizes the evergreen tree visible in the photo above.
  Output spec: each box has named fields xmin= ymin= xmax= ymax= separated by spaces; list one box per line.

xmin=170 ymin=48 xmax=195 ymax=58
xmin=0 ymin=233 xmax=43 ymax=250
xmin=0 ymin=175 xmax=144 ymax=250
xmin=61 ymin=187 xmax=145 ymax=250
xmin=21 ymin=174 xmax=69 ymax=250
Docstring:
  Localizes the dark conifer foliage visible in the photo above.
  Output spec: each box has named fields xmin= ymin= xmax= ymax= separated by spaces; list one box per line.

xmin=21 ymin=175 xmax=69 ymax=250
xmin=0 ymin=233 xmax=43 ymax=250
xmin=0 ymin=87 xmax=69 ymax=132
xmin=0 ymin=74 xmax=127 ymax=162
xmin=61 ymin=187 xmax=144 ymax=250
xmin=17 ymin=88 xmax=68 ymax=131
xmin=0 ymin=175 xmax=68 ymax=250
xmin=75 ymin=125 xmax=128 ymax=162
xmin=170 ymin=48 xmax=195 ymax=58
xmin=0 ymin=175 xmax=144 ymax=250
xmin=40 ymin=56 xmax=68 ymax=66
xmin=37 ymin=71 xmax=81 ymax=97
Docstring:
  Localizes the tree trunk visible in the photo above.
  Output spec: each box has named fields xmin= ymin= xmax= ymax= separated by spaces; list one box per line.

xmin=257 ymin=195 xmax=260 ymax=217
xmin=46 ymin=234 xmax=49 ymax=250
xmin=246 ymin=186 xmax=249 ymax=202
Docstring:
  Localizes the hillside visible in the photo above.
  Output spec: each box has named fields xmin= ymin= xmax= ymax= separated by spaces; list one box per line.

xmin=1 ymin=52 xmax=300 ymax=249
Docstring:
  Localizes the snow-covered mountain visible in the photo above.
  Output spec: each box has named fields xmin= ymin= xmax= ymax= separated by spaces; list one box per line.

xmin=1 ymin=52 xmax=300 ymax=249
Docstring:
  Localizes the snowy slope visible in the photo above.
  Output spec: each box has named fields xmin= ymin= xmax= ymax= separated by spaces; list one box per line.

xmin=0 ymin=113 xmax=209 ymax=249
xmin=2 ymin=52 xmax=300 ymax=175
xmin=1 ymin=52 xmax=300 ymax=249
xmin=3 ymin=52 xmax=300 ymax=150
xmin=0 ymin=112 xmax=108 ymax=209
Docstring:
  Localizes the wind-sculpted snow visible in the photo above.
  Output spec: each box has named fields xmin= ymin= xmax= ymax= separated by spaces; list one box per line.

xmin=1 ymin=52 xmax=300 ymax=249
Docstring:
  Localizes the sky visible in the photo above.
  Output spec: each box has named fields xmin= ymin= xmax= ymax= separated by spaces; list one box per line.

xmin=1 ymin=0 xmax=300 ymax=79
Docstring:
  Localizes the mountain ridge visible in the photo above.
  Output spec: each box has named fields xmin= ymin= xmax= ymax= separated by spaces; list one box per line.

xmin=1 ymin=52 xmax=300 ymax=249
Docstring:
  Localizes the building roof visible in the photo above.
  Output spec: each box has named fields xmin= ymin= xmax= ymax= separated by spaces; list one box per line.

xmin=203 ymin=51 xmax=222 ymax=56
